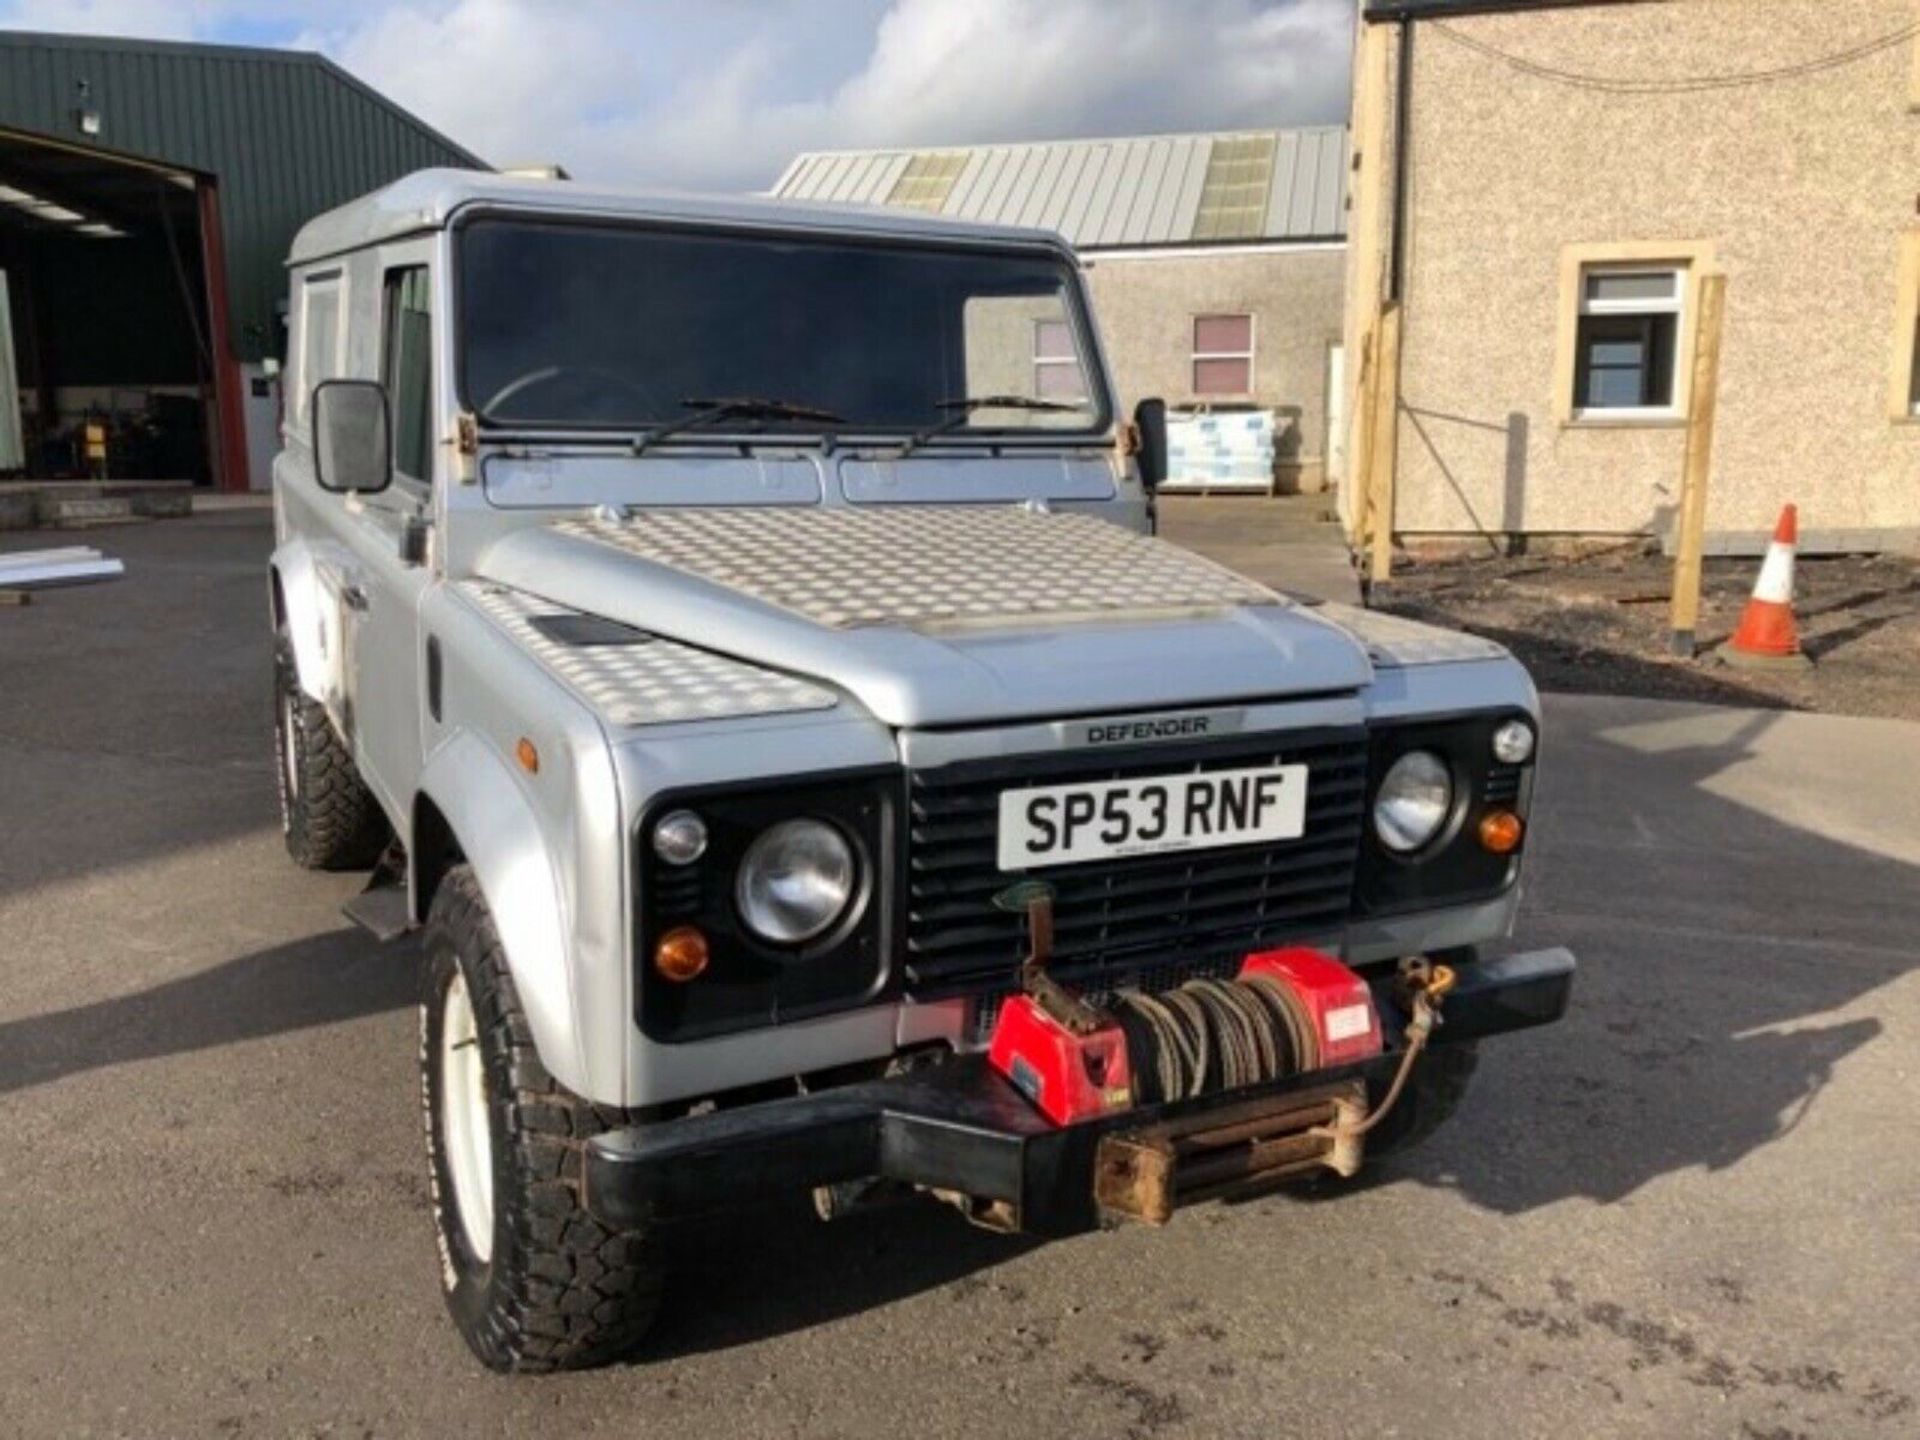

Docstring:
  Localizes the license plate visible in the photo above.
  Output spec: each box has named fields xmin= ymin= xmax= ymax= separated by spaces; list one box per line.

xmin=997 ymin=763 xmax=1308 ymax=871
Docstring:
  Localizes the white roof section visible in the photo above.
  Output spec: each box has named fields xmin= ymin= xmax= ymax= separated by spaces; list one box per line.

xmin=286 ymin=167 xmax=1080 ymax=267
xmin=772 ymin=127 xmax=1349 ymax=250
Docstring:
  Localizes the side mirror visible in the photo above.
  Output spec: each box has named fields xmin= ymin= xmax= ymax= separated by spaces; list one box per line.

xmin=1133 ymin=397 xmax=1169 ymax=490
xmin=312 ymin=379 xmax=392 ymax=495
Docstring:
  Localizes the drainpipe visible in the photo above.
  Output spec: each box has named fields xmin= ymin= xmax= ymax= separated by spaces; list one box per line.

xmin=1388 ymin=18 xmax=1412 ymax=303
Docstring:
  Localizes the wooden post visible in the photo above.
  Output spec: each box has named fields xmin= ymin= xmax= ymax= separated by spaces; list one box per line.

xmin=1366 ymin=301 xmax=1403 ymax=584
xmin=1348 ymin=325 xmax=1379 ymax=547
xmin=1669 ymin=272 xmax=1727 ymax=656
xmin=1342 ymin=18 xmax=1395 ymax=547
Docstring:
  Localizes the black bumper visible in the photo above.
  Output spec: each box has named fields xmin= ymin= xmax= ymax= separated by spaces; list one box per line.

xmin=585 ymin=947 xmax=1575 ymax=1235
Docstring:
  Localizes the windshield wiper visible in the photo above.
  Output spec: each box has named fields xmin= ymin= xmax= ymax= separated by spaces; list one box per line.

xmin=632 ymin=396 xmax=844 ymax=456
xmin=891 ymin=394 xmax=1089 ymax=459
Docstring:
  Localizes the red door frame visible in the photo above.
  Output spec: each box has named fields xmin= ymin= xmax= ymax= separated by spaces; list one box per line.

xmin=196 ymin=177 xmax=251 ymax=493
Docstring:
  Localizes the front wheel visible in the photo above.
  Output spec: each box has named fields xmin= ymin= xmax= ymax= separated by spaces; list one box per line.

xmin=420 ymin=865 xmax=664 ymax=1372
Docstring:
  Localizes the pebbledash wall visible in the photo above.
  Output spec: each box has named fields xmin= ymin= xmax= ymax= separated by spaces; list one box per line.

xmin=1354 ymin=0 xmax=1920 ymax=549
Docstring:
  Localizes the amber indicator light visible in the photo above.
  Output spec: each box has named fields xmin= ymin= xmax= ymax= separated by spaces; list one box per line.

xmin=1478 ymin=810 xmax=1525 ymax=854
xmin=653 ymin=926 xmax=710 ymax=983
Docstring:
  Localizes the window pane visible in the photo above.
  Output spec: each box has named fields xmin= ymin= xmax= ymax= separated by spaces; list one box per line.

xmin=1584 ymin=270 xmax=1678 ymax=306
xmin=1194 ymin=313 xmax=1252 ymax=354
xmin=1193 ymin=356 xmax=1252 ymax=395
xmin=384 ymin=267 xmax=433 ymax=481
xmin=299 ymin=283 xmax=340 ymax=422
xmin=1033 ymin=318 xmax=1074 ymax=361
xmin=1034 ymin=360 xmax=1087 ymax=399
xmin=1575 ymin=313 xmax=1677 ymax=409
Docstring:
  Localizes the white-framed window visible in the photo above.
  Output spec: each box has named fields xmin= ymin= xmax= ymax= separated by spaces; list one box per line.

xmin=296 ymin=271 xmax=345 ymax=424
xmin=1031 ymin=317 xmax=1087 ymax=401
xmin=1573 ymin=266 xmax=1684 ymax=417
xmin=1192 ymin=313 xmax=1254 ymax=396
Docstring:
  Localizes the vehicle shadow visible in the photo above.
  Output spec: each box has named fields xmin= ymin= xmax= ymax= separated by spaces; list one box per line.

xmin=0 ymin=928 xmax=414 ymax=1096
xmin=641 ymin=1194 xmax=1039 ymax=1362
xmin=1373 ymin=697 xmax=1917 ymax=1214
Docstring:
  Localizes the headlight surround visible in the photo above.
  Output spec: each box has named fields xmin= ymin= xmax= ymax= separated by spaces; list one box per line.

xmin=735 ymin=818 xmax=859 ymax=946
xmin=1372 ymin=749 xmax=1454 ymax=854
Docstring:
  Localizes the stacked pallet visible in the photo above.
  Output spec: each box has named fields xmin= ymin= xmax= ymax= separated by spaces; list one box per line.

xmin=1161 ymin=410 xmax=1280 ymax=493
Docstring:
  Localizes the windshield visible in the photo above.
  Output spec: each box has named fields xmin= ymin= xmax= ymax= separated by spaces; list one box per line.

xmin=456 ymin=218 xmax=1109 ymax=436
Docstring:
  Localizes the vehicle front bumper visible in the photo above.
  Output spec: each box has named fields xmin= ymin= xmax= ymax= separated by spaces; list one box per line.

xmin=584 ymin=947 xmax=1575 ymax=1235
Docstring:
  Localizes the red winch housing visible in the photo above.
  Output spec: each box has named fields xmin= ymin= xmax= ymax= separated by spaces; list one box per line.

xmin=987 ymin=995 xmax=1133 ymax=1127
xmin=987 ymin=946 xmax=1384 ymax=1127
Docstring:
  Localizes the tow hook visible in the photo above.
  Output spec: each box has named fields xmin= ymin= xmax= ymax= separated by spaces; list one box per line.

xmin=1313 ymin=955 xmax=1456 ymax=1144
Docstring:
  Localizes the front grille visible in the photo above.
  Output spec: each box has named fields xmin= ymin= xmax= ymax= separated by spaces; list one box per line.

xmin=905 ymin=729 xmax=1368 ymax=1002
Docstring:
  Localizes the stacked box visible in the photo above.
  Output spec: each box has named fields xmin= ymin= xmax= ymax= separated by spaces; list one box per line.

xmin=1162 ymin=410 xmax=1279 ymax=492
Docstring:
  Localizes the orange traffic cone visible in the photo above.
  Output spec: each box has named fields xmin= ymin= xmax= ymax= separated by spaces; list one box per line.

xmin=1719 ymin=504 xmax=1812 ymax=670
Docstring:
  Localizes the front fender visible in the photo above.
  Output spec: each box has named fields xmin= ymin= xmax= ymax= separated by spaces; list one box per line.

xmin=417 ymin=728 xmax=591 ymax=1097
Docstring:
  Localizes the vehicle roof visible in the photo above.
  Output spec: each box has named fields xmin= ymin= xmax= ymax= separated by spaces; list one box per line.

xmin=286 ymin=167 xmax=1077 ymax=266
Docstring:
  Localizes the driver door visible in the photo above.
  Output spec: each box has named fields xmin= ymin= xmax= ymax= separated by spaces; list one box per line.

xmin=337 ymin=241 xmax=438 ymax=820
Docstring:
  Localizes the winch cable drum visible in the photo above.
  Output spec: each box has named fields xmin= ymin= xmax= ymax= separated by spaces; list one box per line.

xmin=1110 ymin=973 xmax=1322 ymax=1106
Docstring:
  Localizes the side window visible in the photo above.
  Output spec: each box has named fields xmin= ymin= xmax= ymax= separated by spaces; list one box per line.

xmin=382 ymin=266 xmax=434 ymax=484
xmin=1573 ymin=266 xmax=1684 ymax=416
xmin=296 ymin=273 xmax=343 ymax=425
xmin=1032 ymin=318 xmax=1088 ymax=401
xmin=1192 ymin=313 xmax=1254 ymax=396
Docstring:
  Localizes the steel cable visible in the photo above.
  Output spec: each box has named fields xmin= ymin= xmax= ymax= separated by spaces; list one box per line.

xmin=1112 ymin=974 xmax=1317 ymax=1106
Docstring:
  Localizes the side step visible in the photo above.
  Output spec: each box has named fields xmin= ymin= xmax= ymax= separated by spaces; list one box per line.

xmin=342 ymin=882 xmax=412 ymax=942
xmin=1094 ymin=1079 xmax=1368 ymax=1225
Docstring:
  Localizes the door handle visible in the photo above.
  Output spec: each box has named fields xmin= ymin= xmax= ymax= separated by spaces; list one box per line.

xmin=341 ymin=583 xmax=370 ymax=613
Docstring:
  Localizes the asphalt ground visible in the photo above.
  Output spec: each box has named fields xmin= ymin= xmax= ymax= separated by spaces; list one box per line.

xmin=2 ymin=509 xmax=1917 ymax=1439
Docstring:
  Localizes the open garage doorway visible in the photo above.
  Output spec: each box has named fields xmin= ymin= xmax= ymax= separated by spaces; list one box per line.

xmin=0 ymin=127 xmax=241 ymax=493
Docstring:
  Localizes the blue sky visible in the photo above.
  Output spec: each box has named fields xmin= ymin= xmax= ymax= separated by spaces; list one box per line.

xmin=0 ymin=1 xmax=1354 ymax=189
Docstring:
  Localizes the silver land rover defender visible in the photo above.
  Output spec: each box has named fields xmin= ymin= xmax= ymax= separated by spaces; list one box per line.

xmin=270 ymin=170 xmax=1574 ymax=1372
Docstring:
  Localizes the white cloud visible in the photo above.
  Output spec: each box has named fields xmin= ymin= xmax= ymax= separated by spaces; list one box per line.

xmin=0 ymin=0 xmax=1354 ymax=191
xmin=315 ymin=0 xmax=1355 ymax=190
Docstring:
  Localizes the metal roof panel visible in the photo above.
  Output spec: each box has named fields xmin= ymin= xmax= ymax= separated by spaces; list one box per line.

xmin=773 ymin=126 xmax=1348 ymax=247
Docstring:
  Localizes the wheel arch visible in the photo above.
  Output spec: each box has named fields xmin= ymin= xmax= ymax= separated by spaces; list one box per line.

xmin=415 ymin=730 xmax=592 ymax=1097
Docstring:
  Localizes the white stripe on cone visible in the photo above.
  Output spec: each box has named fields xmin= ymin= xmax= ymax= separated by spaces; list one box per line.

xmin=1751 ymin=539 xmax=1796 ymax=605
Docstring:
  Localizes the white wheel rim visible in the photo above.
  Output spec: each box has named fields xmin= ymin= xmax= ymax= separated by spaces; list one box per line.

xmin=439 ymin=970 xmax=495 ymax=1264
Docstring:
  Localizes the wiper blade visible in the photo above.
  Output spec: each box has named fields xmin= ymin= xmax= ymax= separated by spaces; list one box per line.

xmin=633 ymin=396 xmax=844 ymax=456
xmin=893 ymin=394 xmax=1088 ymax=459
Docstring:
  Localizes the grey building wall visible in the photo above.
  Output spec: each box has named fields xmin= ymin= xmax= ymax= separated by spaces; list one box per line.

xmin=0 ymin=30 xmax=484 ymax=363
xmin=1086 ymin=246 xmax=1347 ymax=489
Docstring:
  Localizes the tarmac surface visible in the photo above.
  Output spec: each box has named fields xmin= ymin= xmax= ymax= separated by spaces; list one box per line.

xmin=3 ymin=509 xmax=1917 ymax=1439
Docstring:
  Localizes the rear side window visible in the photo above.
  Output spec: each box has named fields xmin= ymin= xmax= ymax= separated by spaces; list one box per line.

xmin=382 ymin=267 xmax=434 ymax=483
xmin=297 ymin=273 xmax=343 ymax=424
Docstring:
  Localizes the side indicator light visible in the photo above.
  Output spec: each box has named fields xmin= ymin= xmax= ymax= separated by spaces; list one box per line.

xmin=1478 ymin=810 xmax=1525 ymax=854
xmin=515 ymin=737 xmax=539 ymax=774
xmin=653 ymin=926 xmax=710 ymax=983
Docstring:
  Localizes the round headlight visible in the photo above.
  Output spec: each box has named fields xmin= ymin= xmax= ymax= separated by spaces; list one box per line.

xmin=735 ymin=819 xmax=857 ymax=945
xmin=651 ymin=809 xmax=708 ymax=865
xmin=1492 ymin=719 xmax=1536 ymax=765
xmin=1374 ymin=750 xmax=1453 ymax=854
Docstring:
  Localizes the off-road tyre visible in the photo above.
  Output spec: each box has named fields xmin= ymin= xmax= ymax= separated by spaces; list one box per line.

xmin=421 ymin=865 xmax=664 ymax=1372
xmin=1365 ymin=1041 xmax=1479 ymax=1157
xmin=273 ymin=632 xmax=386 ymax=870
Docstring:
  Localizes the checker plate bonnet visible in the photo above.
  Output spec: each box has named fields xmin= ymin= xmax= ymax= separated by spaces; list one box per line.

xmin=461 ymin=582 xmax=837 ymax=727
xmin=549 ymin=506 xmax=1277 ymax=630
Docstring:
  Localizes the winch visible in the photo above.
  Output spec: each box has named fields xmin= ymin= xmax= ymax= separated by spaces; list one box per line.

xmin=984 ymin=886 xmax=1453 ymax=1222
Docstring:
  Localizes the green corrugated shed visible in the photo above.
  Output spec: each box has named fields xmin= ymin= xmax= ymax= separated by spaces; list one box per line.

xmin=0 ymin=29 xmax=486 ymax=362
